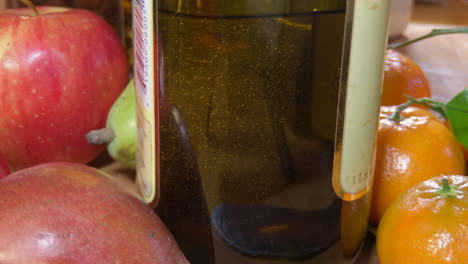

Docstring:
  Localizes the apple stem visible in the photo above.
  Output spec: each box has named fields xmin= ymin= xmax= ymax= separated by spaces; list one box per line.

xmin=86 ymin=128 xmax=115 ymax=145
xmin=18 ymin=0 xmax=39 ymax=16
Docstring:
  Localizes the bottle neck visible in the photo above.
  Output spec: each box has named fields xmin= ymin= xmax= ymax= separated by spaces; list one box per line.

xmin=158 ymin=0 xmax=346 ymax=17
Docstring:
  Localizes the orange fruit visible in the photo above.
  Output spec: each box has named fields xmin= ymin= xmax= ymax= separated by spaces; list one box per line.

xmin=377 ymin=175 xmax=468 ymax=264
xmin=370 ymin=106 xmax=465 ymax=225
xmin=381 ymin=49 xmax=431 ymax=106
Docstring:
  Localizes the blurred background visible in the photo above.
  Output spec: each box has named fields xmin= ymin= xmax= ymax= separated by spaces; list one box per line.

xmin=389 ymin=0 xmax=467 ymax=40
xmin=1 ymin=0 xmax=466 ymax=41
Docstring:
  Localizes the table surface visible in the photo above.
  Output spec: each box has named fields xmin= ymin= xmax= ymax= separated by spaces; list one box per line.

xmin=407 ymin=0 xmax=468 ymax=102
xmin=413 ymin=0 xmax=468 ymax=26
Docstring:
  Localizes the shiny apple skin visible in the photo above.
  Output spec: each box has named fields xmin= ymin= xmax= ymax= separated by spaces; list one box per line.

xmin=0 ymin=7 xmax=129 ymax=171
xmin=0 ymin=153 xmax=9 ymax=179
xmin=0 ymin=162 xmax=189 ymax=264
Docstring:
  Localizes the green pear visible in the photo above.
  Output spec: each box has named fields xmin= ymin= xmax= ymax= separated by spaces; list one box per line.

xmin=86 ymin=79 xmax=136 ymax=168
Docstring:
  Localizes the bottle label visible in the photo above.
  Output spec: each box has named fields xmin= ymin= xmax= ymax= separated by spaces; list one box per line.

xmin=332 ymin=0 xmax=390 ymax=201
xmin=133 ymin=0 xmax=159 ymax=204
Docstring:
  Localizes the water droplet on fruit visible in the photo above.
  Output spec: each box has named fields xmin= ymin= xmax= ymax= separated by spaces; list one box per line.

xmin=32 ymin=89 xmax=36 ymax=93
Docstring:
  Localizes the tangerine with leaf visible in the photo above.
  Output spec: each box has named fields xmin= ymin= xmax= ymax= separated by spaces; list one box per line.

xmin=377 ymin=175 xmax=468 ymax=264
xmin=370 ymin=105 xmax=465 ymax=225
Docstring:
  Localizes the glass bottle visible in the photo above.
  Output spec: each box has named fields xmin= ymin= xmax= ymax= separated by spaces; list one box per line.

xmin=133 ymin=0 xmax=391 ymax=263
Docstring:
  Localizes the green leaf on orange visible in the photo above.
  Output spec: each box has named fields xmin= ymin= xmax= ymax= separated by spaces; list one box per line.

xmin=445 ymin=88 xmax=468 ymax=150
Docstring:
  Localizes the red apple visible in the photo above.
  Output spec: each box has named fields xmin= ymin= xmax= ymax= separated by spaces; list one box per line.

xmin=0 ymin=6 xmax=129 ymax=171
xmin=0 ymin=153 xmax=10 ymax=179
xmin=0 ymin=162 xmax=189 ymax=263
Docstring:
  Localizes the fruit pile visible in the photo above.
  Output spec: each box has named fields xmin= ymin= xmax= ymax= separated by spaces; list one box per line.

xmin=372 ymin=47 xmax=468 ymax=263
xmin=0 ymin=5 xmax=128 ymax=171
xmin=0 ymin=3 xmax=189 ymax=263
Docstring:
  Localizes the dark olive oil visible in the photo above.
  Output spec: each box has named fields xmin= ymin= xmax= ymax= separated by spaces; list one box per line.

xmin=158 ymin=8 xmax=345 ymax=207
xmin=155 ymin=3 xmax=370 ymax=263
